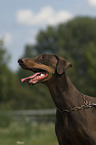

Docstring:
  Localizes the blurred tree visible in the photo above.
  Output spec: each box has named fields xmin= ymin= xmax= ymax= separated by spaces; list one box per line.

xmin=84 ymin=42 xmax=96 ymax=80
xmin=36 ymin=26 xmax=58 ymax=54
xmin=0 ymin=39 xmax=9 ymax=102
xmin=83 ymin=42 xmax=96 ymax=95
xmin=0 ymin=40 xmax=17 ymax=108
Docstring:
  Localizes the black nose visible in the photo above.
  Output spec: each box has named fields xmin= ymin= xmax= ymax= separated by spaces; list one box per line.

xmin=18 ymin=59 xmax=24 ymax=64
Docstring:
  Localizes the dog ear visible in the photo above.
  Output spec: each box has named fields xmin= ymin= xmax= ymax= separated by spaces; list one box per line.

xmin=56 ymin=56 xmax=72 ymax=74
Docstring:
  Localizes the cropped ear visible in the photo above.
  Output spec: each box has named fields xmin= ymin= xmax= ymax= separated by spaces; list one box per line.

xmin=56 ymin=55 xmax=72 ymax=74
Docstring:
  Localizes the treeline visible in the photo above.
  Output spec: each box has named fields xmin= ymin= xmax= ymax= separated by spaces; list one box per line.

xmin=0 ymin=17 xmax=96 ymax=110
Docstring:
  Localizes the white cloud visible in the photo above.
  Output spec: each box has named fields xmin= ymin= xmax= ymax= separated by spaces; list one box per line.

xmin=0 ymin=33 xmax=12 ymax=46
xmin=16 ymin=6 xmax=73 ymax=26
xmin=88 ymin=0 xmax=96 ymax=7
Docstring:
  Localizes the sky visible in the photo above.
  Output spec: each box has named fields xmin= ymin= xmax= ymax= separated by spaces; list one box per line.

xmin=0 ymin=0 xmax=96 ymax=71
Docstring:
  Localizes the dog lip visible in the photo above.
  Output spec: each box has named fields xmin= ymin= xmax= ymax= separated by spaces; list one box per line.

xmin=18 ymin=61 xmax=45 ymax=72
xmin=18 ymin=63 xmax=32 ymax=71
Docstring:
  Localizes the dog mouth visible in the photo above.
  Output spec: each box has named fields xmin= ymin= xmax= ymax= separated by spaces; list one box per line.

xmin=21 ymin=68 xmax=49 ymax=85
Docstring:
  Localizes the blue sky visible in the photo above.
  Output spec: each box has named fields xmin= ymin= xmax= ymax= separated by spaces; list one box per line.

xmin=0 ymin=0 xmax=96 ymax=71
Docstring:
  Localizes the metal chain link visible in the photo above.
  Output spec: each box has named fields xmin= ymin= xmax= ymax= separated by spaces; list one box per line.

xmin=58 ymin=93 xmax=93 ymax=113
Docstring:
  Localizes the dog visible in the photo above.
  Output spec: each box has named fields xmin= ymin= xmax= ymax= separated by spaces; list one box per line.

xmin=18 ymin=54 xmax=96 ymax=145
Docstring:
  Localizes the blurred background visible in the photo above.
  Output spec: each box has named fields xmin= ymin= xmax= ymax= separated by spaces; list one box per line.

xmin=0 ymin=0 xmax=96 ymax=144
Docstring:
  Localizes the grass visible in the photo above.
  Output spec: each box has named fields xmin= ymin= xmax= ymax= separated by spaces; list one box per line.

xmin=0 ymin=113 xmax=58 ymax=145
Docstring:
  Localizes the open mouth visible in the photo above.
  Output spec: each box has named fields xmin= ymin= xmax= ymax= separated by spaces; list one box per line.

xmin=21 ymin=69 xmax=49 ymax=85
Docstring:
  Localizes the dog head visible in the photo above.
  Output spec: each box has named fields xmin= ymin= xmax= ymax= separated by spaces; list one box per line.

xmin=18 ymin=54 xmax=72 ymax=85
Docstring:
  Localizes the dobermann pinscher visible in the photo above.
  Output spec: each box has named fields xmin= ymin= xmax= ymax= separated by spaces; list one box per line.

xmin=18 ymin=54 xmax=96 ymax=145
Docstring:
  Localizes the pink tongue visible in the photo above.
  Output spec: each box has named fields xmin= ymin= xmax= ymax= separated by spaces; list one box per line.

xmin=21 ymin=72 xmax=40 ymax=82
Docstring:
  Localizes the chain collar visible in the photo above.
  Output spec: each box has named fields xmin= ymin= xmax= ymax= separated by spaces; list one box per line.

xmin=57 ymin=93 xmax=96 ymax=112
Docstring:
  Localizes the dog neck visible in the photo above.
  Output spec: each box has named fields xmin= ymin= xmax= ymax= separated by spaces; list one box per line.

xmin=46 ymin=72 xmax=82 ymax=111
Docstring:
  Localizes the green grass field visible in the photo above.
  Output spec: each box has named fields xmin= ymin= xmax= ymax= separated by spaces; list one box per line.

xmin=0 ymin=117 xmax=58 ymax=145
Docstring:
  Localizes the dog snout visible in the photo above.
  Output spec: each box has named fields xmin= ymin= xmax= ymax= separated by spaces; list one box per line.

xmin=18 ymin=58 xmax=24 ymax=64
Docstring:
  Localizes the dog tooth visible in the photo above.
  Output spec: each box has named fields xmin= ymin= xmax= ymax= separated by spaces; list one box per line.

xmin=41 ymin=73 xmax=45 ymax=76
